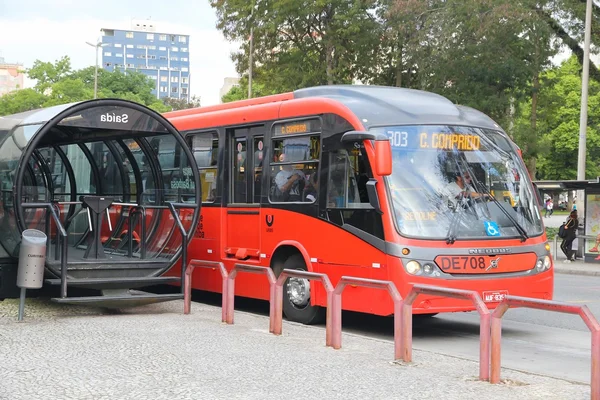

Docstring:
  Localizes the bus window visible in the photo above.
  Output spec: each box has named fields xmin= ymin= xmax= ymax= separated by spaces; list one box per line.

xmin=269 ymin=134 xmax=320 ymax=203
xmin=232 ymin=136 xmax=247 ymax=203
xmin=326 ymin=149 xmax=369 ymax=208
xmin=253 ymin=136 xmax=263 ymax=203
xmin=189 ymin=132 xmax=218 ymax=202
xmin=324 ymin=146 xmax=383 ymax=239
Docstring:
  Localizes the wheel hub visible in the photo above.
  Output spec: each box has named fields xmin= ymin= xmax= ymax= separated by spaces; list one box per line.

xmin=286 ymin=277 xmax=310 ymax=308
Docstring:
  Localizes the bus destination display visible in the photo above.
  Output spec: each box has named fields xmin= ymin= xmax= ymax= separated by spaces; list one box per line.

xmin=386 ymin=127 xmax=481 ymax=151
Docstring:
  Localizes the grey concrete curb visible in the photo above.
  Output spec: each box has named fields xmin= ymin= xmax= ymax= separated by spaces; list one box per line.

xmin=554 ymin=267 xmax=600 ymax=277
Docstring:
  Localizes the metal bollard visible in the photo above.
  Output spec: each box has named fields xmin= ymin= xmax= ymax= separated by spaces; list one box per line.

xmin=16 ymin=229 xmax=48 ymax=321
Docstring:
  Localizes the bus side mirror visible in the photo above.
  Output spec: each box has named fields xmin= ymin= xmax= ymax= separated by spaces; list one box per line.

xmin=341 ymin=131 xmax=392 ymax=176
xmin=374 ymin=140 xmax=392 ymax=176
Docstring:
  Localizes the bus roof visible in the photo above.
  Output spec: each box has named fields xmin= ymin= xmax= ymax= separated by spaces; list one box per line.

xmin=168 ymin=85 xmax=504 ymax=132
xmin=294 ymin=85 xmax=504 ymax=131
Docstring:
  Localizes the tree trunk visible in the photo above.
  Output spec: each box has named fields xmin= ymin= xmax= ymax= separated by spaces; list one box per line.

xmin=395 ymin=43 xmax=403 ymax=87
xmin=325 ymin=41 xmax=334 ymax=85
xmin=527 ymin=71 xmax=539 ymax=179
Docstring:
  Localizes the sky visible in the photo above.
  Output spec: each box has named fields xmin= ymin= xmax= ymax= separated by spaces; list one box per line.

xmin=0 ymin=0 xmax=240 ymax=105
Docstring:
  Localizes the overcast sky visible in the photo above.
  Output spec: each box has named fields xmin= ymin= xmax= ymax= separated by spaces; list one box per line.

xmin=0 ymin=0 xmax=240 ymax=105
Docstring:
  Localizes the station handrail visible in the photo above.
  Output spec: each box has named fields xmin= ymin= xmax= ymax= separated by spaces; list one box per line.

xmin=184 ymin=260 xmax=228 ymax=320
xmin=227 ymin=264 xmax=276 ymax=332
xmin=273 ymin=269 xmax=334 ymax=345
xmin=490 ymin=295 xmax=600 ymax=399
xmin=164 ymin=202 xmax=197 ymax=294
xmin=402 ymin=284 xmax=491 ymax=381
xmin=332 ymin=276 xmax=402 ymax=360
xmin=22 ymin=202 xmax=69 ymax=297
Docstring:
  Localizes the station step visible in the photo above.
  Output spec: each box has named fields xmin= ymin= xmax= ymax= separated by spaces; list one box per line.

xmin=50 ymin=292 xmax=184 ymax=308
xmin=44 ymin=276 xmax=180 ymax=290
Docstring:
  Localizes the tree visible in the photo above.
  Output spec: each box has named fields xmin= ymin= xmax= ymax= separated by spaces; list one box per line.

xmin=27 ymin=56 xmax=72 ymax=94
xmin=162 ymin=95 xmax=202 ymax=111
xmin=525 ymin=56 xmax=600 ymax=180
xmin=0 ymin=56 xmax=172 ymax=116
xmin=211 ymin=0 xmax=381 ymax=93
xmin=0 ymin=89 xmax=47 ymax=115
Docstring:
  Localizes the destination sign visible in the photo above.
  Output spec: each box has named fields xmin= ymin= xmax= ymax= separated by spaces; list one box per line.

xmin=385 ymin=126 xmax=482 ymax=152
xmin=274 ymin=119 xmax=321 ymax=136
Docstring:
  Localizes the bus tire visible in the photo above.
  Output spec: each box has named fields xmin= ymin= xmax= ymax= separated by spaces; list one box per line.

xmin=278 ymin=254 xmax=324 ymax=325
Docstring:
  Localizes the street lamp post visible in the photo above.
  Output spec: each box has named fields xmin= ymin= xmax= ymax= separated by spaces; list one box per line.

xmin=85 ymin=40 xmax=108 ymax=99
xmin=576 ymin=0 xmax=592 ymax=213
xmin=248 ymin=2 xmax=256 ymax=99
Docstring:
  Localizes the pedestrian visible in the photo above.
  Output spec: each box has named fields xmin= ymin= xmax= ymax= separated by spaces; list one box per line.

xmin=544 ymin=199 xmax=553 ymax=218
xmin=560 ymin=210 xmax=578 ymax=262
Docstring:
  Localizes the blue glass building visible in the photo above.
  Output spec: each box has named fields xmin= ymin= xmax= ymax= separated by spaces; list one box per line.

xmin=100 ymin=23 xmax=190 ymax=101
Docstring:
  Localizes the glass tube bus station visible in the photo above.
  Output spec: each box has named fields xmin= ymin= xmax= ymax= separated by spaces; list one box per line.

xmin=0 ymin=99 xmax=200 ymax=306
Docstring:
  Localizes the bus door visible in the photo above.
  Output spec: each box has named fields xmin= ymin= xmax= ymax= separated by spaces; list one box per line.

xmin=224 ymin=126 xmax=265 ymax=261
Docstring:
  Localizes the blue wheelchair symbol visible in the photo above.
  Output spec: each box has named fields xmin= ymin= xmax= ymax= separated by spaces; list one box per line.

xmin=484 ymin=221 xmax=500 ymax=237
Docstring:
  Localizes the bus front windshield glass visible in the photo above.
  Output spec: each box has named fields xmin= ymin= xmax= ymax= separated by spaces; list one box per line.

xmin=370 ymin=125 xmax=543 ymax=241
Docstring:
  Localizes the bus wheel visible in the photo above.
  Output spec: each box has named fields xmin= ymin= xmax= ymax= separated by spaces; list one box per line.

xmin=279 ymin=254 xmax=324 ymax=325
xmin=415 ymin=313 xmax=438 ymax=319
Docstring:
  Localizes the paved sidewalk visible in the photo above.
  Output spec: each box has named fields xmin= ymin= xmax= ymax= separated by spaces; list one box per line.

xmin=0 ymin=298 xmax=591 ymax=400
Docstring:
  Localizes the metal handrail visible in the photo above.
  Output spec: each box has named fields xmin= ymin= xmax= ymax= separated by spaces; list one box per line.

xmin=184 ymin=260 xmax=228 ymax=319
xmin=22 ymin=202 xmax=69 ymax=298
xmin=273 ymin=269 xmax=334 ymax=345
xmin=167 ymin=202 xmax=198 ymax=294
xmin=490 ymin=295 xmax=600 ymax=399
xmin=402 ymin=284 xmax=491 ymax=381
xmin=227 ymin=263 xmax=277 ymax=331
xmin=331 ymin=276 xmax=403 ymax=360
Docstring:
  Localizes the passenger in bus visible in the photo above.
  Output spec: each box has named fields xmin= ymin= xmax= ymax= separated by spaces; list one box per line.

xmin=303 ymin=174 xmax=318 ymax=202
xmin=274 ymin=154 xmax=305 ymax=201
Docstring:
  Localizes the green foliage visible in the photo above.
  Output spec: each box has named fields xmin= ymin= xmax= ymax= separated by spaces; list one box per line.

xmin=162 ymin=95 xmax=202 ymax=111
xmin=0 ymin=89 xmax=46 ymax=115
xmin=211 ymin=0 xmax=381 ymax=92
xmin=221 ymin=77 xmax=268 ymax=102
xmin=526 ymin=56 xmax=600 ymax=180
xmin=0 ymin=56 xmax=176 ymax=116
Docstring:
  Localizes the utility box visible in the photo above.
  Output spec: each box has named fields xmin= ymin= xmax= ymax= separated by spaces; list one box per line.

xmin=16 ymin=229 xmax=47 ymax=289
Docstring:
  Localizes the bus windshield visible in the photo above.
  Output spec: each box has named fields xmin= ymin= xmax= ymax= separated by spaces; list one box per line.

xmin=370 ymin=125 xmax=543 ymax=240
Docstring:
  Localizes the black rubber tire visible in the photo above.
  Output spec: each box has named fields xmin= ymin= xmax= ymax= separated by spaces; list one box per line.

xmin=277 ymin=254 xmax=324 ymax=325
xmin=415 ymin=313 xmax=438 ymax=318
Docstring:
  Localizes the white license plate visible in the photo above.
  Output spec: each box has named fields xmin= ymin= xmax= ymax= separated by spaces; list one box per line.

xmin=482 ymin=290 xmax=508 ymax=303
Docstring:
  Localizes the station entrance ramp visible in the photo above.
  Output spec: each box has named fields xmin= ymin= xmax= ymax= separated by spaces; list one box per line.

xmin=0 ymin=99 xmax=201 ymax=306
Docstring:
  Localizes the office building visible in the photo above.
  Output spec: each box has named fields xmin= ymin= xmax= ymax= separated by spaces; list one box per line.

xmin=0 ymin=57 xmax=24 ymax=97
xmin=100 ymin=20 xmax=190 ymax=101
xmin=219 ymin=77 xmax=240 ymax=102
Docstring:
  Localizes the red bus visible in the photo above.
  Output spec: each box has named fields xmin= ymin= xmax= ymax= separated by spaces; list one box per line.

xmin=165 ymin=85 xmax=553 ymax=324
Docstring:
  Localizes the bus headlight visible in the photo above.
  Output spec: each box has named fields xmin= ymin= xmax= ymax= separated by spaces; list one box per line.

xmin=543 ymin=255 xmax=551 ymax=270
xmin=536 ymin=259 xmax=544 ymax=272
xmin=536 ymin=256 xmax=551 ymax=272
xmin=406 ymin=260 xmax=421 ymax=275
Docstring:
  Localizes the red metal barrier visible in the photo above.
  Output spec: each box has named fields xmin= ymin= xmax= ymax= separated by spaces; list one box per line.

xmin=332 ymin=276 xmax=403 ymax=359
xmin=491 ymin=295 xmax=600 ymax=399
xmin=227 ymin=264 xmax=277 ymax=332
xmin=274 ymin=269 xmax=334 ymax=345
xmin=402 ymin=284 xmax=490 ymax=381
xmin=184 ymin=260 xmax=228 ymax=321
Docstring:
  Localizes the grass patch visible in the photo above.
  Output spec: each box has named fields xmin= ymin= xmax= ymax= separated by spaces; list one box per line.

xmin=546 ymin=227 xmax=559 ymax=239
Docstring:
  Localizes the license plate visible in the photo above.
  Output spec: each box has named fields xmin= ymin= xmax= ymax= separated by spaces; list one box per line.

xmin=482 ymin=290 xmax=508 ymax=303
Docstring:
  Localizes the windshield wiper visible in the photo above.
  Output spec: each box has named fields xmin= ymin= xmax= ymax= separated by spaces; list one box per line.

xmin=445 ymin=193 xmax=466 ymax=244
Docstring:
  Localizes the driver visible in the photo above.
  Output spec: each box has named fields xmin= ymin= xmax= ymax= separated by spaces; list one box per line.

xmin=444 ymin=173 xmax=490 ymax=203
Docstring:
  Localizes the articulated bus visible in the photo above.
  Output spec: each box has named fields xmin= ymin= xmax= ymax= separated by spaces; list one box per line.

xmin=164 ymin=85 xmax=553 ymax=324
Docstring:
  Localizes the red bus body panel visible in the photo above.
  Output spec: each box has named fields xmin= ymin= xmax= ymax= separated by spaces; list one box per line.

xmin=165 ymin=93 xmax=554 ymax=316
